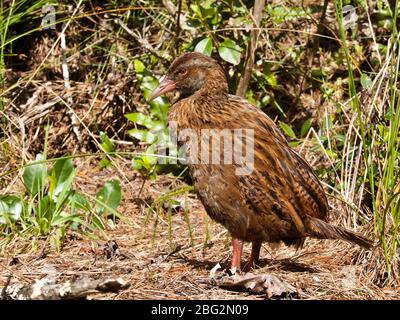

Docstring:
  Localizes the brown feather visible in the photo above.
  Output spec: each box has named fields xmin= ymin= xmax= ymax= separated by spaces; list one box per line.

xmin=158 ymin=53 xmax=373 ymax=267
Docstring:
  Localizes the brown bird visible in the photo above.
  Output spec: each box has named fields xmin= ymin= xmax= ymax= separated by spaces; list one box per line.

xmin=149 ymin=52 xmax=373 ymax=271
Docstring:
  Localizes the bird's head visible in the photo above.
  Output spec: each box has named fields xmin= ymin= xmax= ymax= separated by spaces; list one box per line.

xmin=149 ymin=52 xmax=227 ymax=101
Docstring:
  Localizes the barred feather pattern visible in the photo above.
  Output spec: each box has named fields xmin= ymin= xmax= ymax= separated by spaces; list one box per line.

xmin=166 ymin=52 xmax=373 ymax=250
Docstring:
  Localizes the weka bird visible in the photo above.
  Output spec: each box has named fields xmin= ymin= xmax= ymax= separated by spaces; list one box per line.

xmin=149 ymin=52 xmax=373 ymax=271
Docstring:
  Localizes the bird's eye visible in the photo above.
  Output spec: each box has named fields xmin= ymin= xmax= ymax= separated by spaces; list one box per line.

xmin=178 ymin=68 xmax=187 ymax=76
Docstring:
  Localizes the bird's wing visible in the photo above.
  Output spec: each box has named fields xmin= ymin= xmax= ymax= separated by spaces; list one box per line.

xmin=226 ymin=96 xmax=329 ymax=229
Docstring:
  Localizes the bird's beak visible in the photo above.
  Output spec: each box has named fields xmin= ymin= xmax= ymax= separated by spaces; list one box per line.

xmin=148 ymin=77 xmax=176 ymax=101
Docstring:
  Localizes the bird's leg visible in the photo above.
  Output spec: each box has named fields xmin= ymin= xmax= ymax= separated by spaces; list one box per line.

xmin=244 ymin=241 xmax=262 ymax=271
xmin=231 ymin=238 xmax=243 ymax=271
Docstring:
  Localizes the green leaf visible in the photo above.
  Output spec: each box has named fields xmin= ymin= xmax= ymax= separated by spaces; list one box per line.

xmin=125 ymin=112 xmax=151 ymax=125
xmin=35 ymin=195 xmax=53 ymax=234
xmin=99 ymin=132 xmax=115 ymax=153
xmin=265 ymin=73 xmax=277 ymax=87
xmin=132 ymin=158 xmax=144 ymax=171
xmin=218 ymin=38 xmax=242 ymax=65
xmin=50 ymin=158 xmax=75 ymax=202
xmin=23 ymin=154 xmax=47 ymax=196
xmin=52 ymin=212 xmax=82 ymax=226
xmin=0 ymin=195 xmax=23 ymax=224
xmin=99 ymin=158 xmax=111 ymax=168
xmin=289 ymin=141 xmax=301 ymax=148
xmin=69 ymin=192 xmax=91 ymax=211
xmin=149 ymin=121 xmax=166 ymax=131
xmin=142 ymin=145 xmax=159 ymax=166
xmin=134 ymin=59 xmax=146 ymax=73
xmin=90 ymin=215 xmax=106 ymax=230
xmin=194 ymin=37 xmax=213 ymax=56
xmin=125 ymin=113 xmax=164 ymax=131
xmin=300 ymin=118 xmax=312 ymax=137
xmin=260 ymin=94 xmax=271 ymax=107
xmin=128 ymin=129 xmax=156 ymax=143
xmin=190 ymin=4 xmax=201 ymax=17
xmin=141 ymin=75 xmax=160 ymax=100
xmin=361 ymin=73 xmax=373 ymax=89
xmin=279 ymin=121 xmax=297 ymax=139
xmin=333 ymin=134 xmax=346 ymax=145
xmin=95 ymin=179 xmax=122 ymax=216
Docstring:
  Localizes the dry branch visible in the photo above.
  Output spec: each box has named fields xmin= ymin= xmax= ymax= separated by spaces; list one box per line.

xmin=2 ymin=275 xmax=129 ymax=300
xmin=236 ymin=0 xmax=266 ymax=97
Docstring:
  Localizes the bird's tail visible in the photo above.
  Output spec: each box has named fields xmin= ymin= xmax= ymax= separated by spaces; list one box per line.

xmin=305 ymin=217 xmax=374 ymax=249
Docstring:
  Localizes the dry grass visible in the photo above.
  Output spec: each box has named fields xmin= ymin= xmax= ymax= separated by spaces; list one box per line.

xmin=1 ymin=0 xmax=399 ymax=300
xmin=0 ymin=158 xmax=398 ymax=300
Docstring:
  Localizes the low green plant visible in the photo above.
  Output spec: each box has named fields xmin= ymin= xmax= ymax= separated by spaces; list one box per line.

xmin=187 ymin=1 xmax=244 ymax=65
xmin=0 ymin=151 xmax=122 ymax=250
xmin=98 ymin=131 xmax=116 ymax=168
xmin=278 ymin=118 xmax=313 ymax=147
xmin=125 ymin=58 xmax=185 ymax=179
xmin=333 ymin=0 xmax=399 ymax=277
xmin=143 ymin=184 xmax=194 ymax=248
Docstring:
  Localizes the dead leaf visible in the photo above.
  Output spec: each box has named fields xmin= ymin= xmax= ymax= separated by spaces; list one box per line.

xmin=209 ymin=272 xmax=298 ymax=298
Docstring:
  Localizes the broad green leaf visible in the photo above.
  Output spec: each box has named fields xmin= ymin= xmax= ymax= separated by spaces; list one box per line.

xmin=128 ymin=129 xmax=156 ymax=143
xmin=201 ymin=7 xmax=216 ymax=19
xmin=278 ymin=121 xmax=297 ymax=139
xmin=99 ymin=132 xmax=115 ymax=168
xmin=218 ymin=38 xmax=242 ymax=65
xmin=194 ymin=37 xmax=213 ymax=56
xmin=149 ymin=100 xmax=169 ymax=122
xmin=142 ymin=145 xmax=159 ymax=166
xmin=132 ymin=158 xmax=144 ymax=170
xmin=150 ymin=121 xmax=166 ymax=131
xmin=300 ymin=118 xmax=312 ymax=137
xmin=125 ymin=113 xmax=164 ymax=131
xmin=266 ymin=5 xmax=309 ymax=24
xmin=23 ymin=154 xmax=47 ymax=196
xmin=260 ymin=94 xmax=271 ymax=107
xmin=50 ymin=158 xmax=75 ymax=202
xmin=69 ymin=192 xmax=91 ymax=211
xmin=95 ymin=179 xmax=122 ymax=216
xmin=125 ymin=112 xmax=152 ymax=126
xmin=0 ymin=195 xmax=23 ymax=224
xmin=149 ymin=171 xmax=158 ymax=181
xmin=141 ymin=75 xmax=159 ymax=100
xmin=134 ymin=59 xmax=146 ymax=73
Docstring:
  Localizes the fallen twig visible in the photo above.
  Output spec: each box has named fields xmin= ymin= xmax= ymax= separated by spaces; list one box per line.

xmin=2 ymin=274 xmax=129 ymax=300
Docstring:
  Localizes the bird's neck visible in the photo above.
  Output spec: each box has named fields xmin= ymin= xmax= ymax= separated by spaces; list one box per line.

xmin=192 ymin=68 xmax=229 ymax=106
xmin=169 ymin=69 xmax=229 ymax=125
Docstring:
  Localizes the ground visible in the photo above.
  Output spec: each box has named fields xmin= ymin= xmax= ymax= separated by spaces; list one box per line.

xmin=1 ymin=1 xmax=399 ymax=300
xmin=0 ymin=159 xmax=397 ymax=300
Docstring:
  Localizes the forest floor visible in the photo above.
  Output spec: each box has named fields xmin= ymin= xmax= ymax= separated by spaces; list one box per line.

xmin=1 ymin=0 xmax=399 ymax=301
xmin=1 ymin=158 xmax=398 ymax=300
